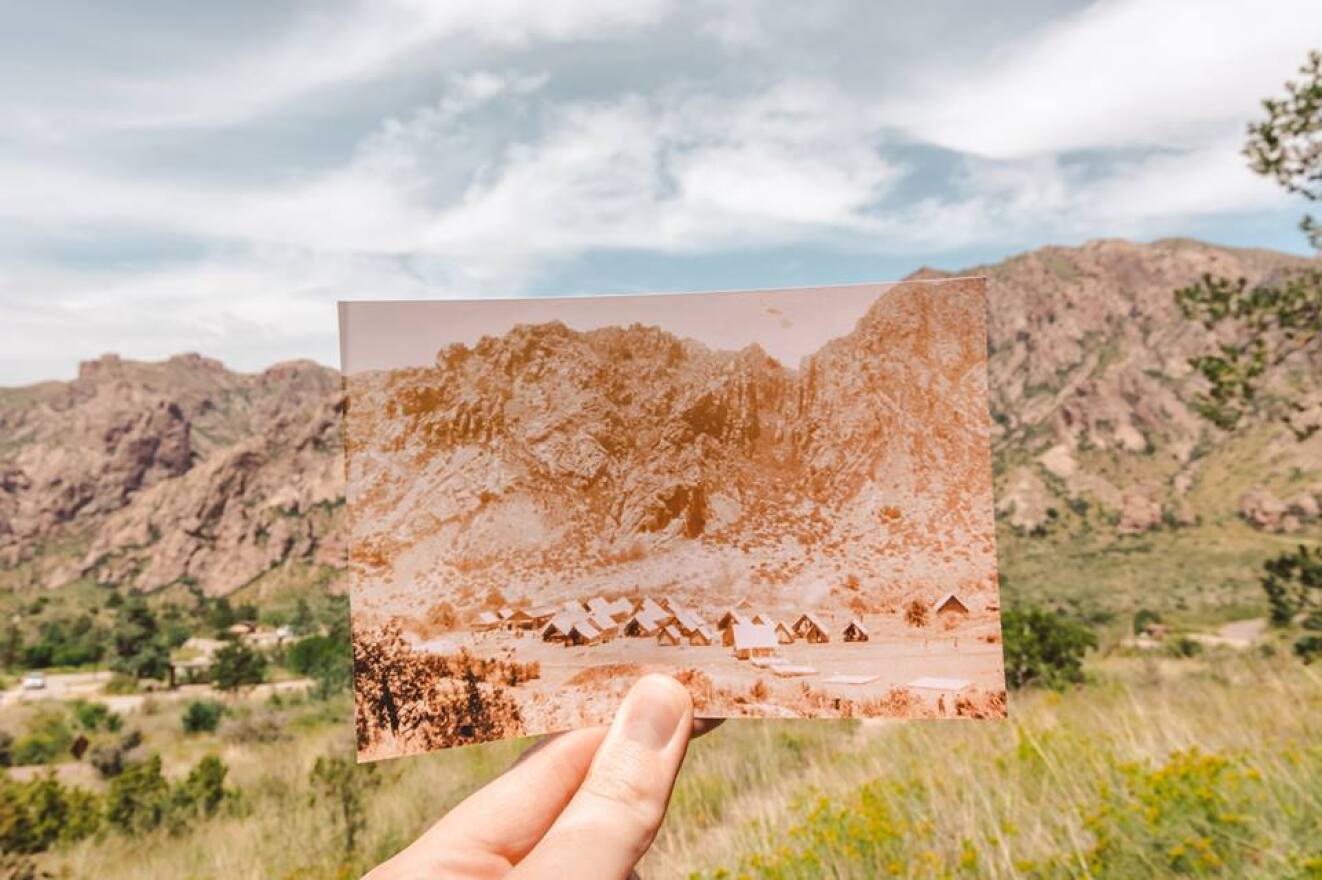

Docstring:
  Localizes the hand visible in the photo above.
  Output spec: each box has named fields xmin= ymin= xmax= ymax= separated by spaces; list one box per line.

xmin=366 ymin=674 xmax=717 ymax=879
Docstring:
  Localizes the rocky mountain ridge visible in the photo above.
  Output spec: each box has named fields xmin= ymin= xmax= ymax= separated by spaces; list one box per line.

xmin=1 ymin=237 xmax=1319 ymax=598
xmin=344 ymin=278 xmax=995 ymax=610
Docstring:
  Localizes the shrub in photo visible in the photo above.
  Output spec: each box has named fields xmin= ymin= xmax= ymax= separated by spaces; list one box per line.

xmin=181 ymin=700 xmax=225 ymax=734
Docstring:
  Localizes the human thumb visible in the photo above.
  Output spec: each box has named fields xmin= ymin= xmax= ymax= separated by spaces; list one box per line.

xmin=509 ymin=674 xmax=693 ymax=879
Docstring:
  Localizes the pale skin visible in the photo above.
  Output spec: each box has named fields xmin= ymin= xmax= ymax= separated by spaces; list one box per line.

xmin=365 ymin=675 xmax=720 ymax=880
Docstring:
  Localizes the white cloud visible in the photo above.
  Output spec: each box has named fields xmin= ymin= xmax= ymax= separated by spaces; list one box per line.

xmin=2 ymin=0 xmax=1315 ymax=384
xmin=89 ymin=0 xmax=668 ymax=128
xmin=890 ymin=0 xmax=1322 ymax=158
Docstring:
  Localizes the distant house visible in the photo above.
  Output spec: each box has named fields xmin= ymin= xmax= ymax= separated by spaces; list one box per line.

xmin=170 ymin=636 xmax=226 ymax=686
xmin=474 ymin=611 xmax=502 ymax=632
xmin=586 ymin=597 xmax=614 ymax=619
xmin=497 ymin=607 xmax=515 ymax=621
xmin=588 ymin=611 xmax=619 ymax=640
xmin=566 ymin=621 xmax=602 ymax=647
xmin=717 ymin=610 xmax=747 ymax=630
xmin=933 ymin=593 xmax=970 ymax=617
xmin=608 ymin=598 xmax=634 ymax=621
xmin=672 ymin=609 xmax=706 ymax=636
xmin=731 ymin=623 xmax=778 ymax=660
xmin=636 ymin=597 xmax=669 ymax=621
xmin=792 ymin=613 xmax=830 ymax=643
xmin=561 ymin=599 xmax=587 ymax=614
xmin=542 ymin=613 xmax=580 ymax=642
xmin=843 ymin=620 xmax=869 ymax=642
xmin=247 ymin=627 xmax=291 ymax=650
xmin=525 ymin=606 xmax=558 ymax=628
xmin=624 ymin=610 xmax=662 ymax=637
xmin=749 ymin=612 xmax=772 ymax=626
xmin=656 ymin=624 xmax=682 ymax=646
xmin=773 ymin=621 xmax=796 ymax=645
xmin=688 ymin=625 xmax=716 ymax=646
xmin=660 ymin=595 xmax=685 ymax=614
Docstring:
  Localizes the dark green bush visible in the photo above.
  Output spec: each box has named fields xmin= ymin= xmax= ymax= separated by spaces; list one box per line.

xmin=181 ymin=700 xmax=225 ymax=734
xmin=1001 ymin=606 xmax=1097 ymax=690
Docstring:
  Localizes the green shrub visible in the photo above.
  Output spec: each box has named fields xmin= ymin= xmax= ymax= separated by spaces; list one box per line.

xmin=179 ymin=755 xmax=228 ymax=818
xmin=285 ymin=634 xmax=350 ymax=698
xmin=1001 ymin=606 xmax=1097 ymax=690
xmin=1083 ymin=748 xmax=1256 ymax=877
xmin=71 ymin=700 xmax=120 ymax=732
xmin=0 ymin=772 xmax=100 ymax=853
xmin=181 ymin=700 xmax=225 ymax=734
xmin=213 ymin=642 xmax=267 ymax=692
xmin=12 ymin=712 xmax=73 ymax=766
xmin=105 ymin=754 xmax=169 ymax=834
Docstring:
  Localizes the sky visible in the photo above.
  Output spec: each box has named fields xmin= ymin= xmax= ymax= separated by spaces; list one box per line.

xmin=339 ymin=282 xmax=900 ymax=373
xmin=2 ymin=0 xmax=1320 ymax=385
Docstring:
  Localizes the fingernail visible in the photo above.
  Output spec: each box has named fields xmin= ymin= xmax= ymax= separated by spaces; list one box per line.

xmin=619 ymin=675 xmax=688 ymax=751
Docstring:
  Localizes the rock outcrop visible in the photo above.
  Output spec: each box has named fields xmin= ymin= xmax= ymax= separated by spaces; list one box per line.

xmin=2 ymin=237 xmax=1319 ymax=597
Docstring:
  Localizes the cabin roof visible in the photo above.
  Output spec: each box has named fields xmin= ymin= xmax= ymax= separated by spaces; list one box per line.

xmin=732 ymin=622 xmax=778 ymax=651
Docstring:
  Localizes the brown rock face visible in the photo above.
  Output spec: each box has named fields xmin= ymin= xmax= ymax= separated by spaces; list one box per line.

xmin=0 ymin=354 xmax=343 ymax=593
xmin=346 ymin=279 xmax=998 ymax=610
xmin=1118 ymin=485 xmax=1163 ymax=535
xmin=3 ymin=237 xmax=1320 ymax=597
xmin=1239 ymin=488 xmax=1288 ymax=531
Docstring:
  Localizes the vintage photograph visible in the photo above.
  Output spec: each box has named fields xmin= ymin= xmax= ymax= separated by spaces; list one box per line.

xmin=341 ymin=277 xmax=1006 ymax=759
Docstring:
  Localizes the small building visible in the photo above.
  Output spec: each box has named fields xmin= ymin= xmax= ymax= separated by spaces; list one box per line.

xmin=688 ymin=625 xmax=716 ymax=646
xmin=227 ymin=621 xmax=257 ymax=639
xmin=542 ymin=613 xmax=581 ymax=642
xmin=773 ymin=620 xmax=796 ymax=644
xmin=636 ymin=597 xmax=669 ymax=621
xmin=608 ymin=598 xmax=634 ymax=621
xmin=934 ymin=593 xmax=971 ymax=617
xmin=792 ymin=613 xmax=830 ymax=644
xmin=497 ymin=606 xmax=516 ymax=621
xmin=656 ymin=624 xmax=682 ymax=646
xmin=588 ymin=611 xmax=619 ymax=640
xmin=843 ymin=620 xmax=869 ymax=642
xmin=525 ymin=606 xmax=557 ymax=629
xmin=624 ymin=610 xmax=662 ymax=637
xmin=749 ymin=612 xmax=772 ymax=626
xmin=731 ymin=623 xmax=778 ymax=660
xmin=672 ymin=609 xmax=706 ymax=636
xmin=474 ymin=611 xmax=502 ymax=632
xmin=717 ymin=610 xmax=748 ymax=631
xmin=566 ymin=621 xmax=602 ymax=647
xmin=586 ymin=597 xmax=614 ymax=619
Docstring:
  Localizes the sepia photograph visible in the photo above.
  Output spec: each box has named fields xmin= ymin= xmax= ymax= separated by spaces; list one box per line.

xmin=341 ymin=277 xmax=1006 ymax=759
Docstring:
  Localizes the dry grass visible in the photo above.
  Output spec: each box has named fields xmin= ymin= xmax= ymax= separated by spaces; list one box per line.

xmin=28 ymin=653 xmax=1320 ymax=878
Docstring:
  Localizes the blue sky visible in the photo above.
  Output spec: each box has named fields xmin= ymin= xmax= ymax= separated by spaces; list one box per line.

xmin=2 ymin=0 xmax=1319 ymax=384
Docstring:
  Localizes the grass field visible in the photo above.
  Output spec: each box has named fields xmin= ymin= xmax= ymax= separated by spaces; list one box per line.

xmin=14 ymin=648 xmax=1312 ymax=879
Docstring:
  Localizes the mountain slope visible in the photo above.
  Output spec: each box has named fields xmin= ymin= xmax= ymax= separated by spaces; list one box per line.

xmin=344 ymin=279 xmax=996 ymax=616
xmin=0 ymin=238 xmax=1318 ymax=611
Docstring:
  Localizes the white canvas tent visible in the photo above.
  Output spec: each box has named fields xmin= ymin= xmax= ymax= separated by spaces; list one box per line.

xmin=732 ymin=623 xmax=778 ymax=660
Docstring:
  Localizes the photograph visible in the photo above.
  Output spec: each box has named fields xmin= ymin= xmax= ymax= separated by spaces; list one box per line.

xmin=3 ymin=3 xmax=1320 ymax=876
xmin=341 ymin=276 xmax=1006 ymax=758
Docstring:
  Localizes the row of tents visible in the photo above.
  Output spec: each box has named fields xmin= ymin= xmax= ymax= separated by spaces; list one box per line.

xmin=472 ymin=592 xmax=975 ymax=653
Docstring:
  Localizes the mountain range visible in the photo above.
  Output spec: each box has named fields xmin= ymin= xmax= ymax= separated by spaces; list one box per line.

xmin=2 ymin=238 xmax=1319 ymax=608
xmin=343 ymin=277 xmax=995 ymax=617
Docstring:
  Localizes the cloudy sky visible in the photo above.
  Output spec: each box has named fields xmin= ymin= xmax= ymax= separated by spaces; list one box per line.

xmin=3 ymin=0 xmax=1319 ymax=384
